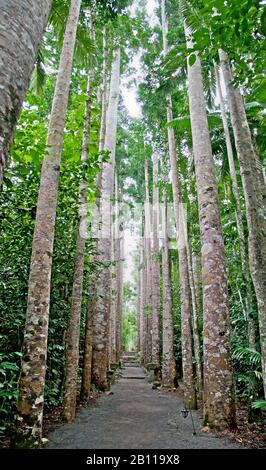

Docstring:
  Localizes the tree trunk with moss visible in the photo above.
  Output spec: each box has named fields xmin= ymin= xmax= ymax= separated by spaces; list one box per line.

xmin=162 ymin=195 xmax=176 ymax=388
xmin=186 ymin=29 xmax=236 ymax=429
xmin=63 ymin=18 xmax=94 ymax=420
xmin=219 ymin=50 xmax=266 ymax=396
xmin=143 ymin=157 xmax=152 ymax=366
xmin=91 ymin=48 xmax=120 ymax=390
xmin=161 ymin=0 xmax=196 ymax=408
xmin=81 ymin=31 xmax=108 ymax=397
xmin=116 ymin=231 xmax=124 ymax=362
xmin=0 ymin=0 xmax=52 ymax=183
xmin=16 ymin=0 xmax=81 ymax=446
xmin=151 ymin=150 xmax=161 ymax=379
xmin=215 ymin=62 xmax=256 ymax=350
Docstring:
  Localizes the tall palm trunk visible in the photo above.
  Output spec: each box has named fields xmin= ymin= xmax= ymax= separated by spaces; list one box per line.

xmin=219 ymin=50 xmax=266 ymax=396
xmin=16 ymin=0 xmax=81 ymax=446
xmin=161 ymin=0 xmax=196 ymax=408
xmin=0 ymin=0 xmax=52 ymax=183
xmin=63 ymin=17 xmax=95 ymax=421
xmin=151 ymin=150 xmax=161 ymax=378
xmin=92 ymin=48 xmax=120 ymax=390
xmin=186 ymin=28 xmax=235 ymax=429
xmin=162 ymin=195 xmax=176 ymax=388
xmin=214 ymin=63 xmax=256 ymax=349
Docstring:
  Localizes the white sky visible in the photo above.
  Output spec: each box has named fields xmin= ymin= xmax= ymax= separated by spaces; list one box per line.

xmin=121 ymin=0 xmax=158 ymax=119
xmin=121 ymin=0 xmax=158 ymax=283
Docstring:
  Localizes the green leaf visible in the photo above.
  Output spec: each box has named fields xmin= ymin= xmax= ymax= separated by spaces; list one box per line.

xmin=188 ymin=54 xmax=197 ymax=67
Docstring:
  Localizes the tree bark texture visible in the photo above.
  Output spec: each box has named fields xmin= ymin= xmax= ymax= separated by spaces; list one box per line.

xmin=92 ymin=48 xmax=120 ymax=390
xmin=16 ymin=0 xmax=81 ymax=446
xmin=219 ymin=50 xmax=266 ymax=396
xmin=215 ymin=62 xmax=256 ymax=350
xmin=186 ymin=30 xmax=236 ymax=429
xmin=63 ymin=34 xmax=95 ymax=422
xmin=162 ymin=196 xmax=176 ymax=388
xmin=143 ymin=157 xmax=153 ymax=366
xmin=161 ymin=0 xmax=196 ymax=408
xmin=0 ymin=0 xmax=52 ymax=183
xmin=151 ymin=150 xmax=161 ymax=374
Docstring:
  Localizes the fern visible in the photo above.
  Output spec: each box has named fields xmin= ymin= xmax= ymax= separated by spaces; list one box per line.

xmin=232 ymin=346 xmax=261 ymax=366
xmin=251 ymin=400 xmax=266 ymax=410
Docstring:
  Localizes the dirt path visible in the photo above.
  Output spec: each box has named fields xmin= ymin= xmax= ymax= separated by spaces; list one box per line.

xmin=46 ymin=362 xmax=243 ymax=449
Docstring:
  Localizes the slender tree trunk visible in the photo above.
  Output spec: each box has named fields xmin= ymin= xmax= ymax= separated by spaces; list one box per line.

xmin=139 ymin=217 xmax=146 ymax=361
xmin=63 ymin=16 xmax=94 ymax=421
xmin=188 ymin=243 xmax=203 ymax=399
xmin=192 ymin=252 xmax=202 ymax=321
xmin=98 ymin=29 xmax=108 ymax=155
xmin=81 ymin=306 xmax=93 ymax=401
xmin=144 ymin=157 xmax=153 ymax=366
xmin=16 ymin=0 xmax=81 ymax=446
xmin=116 ymin=231 xmax=124 ymax=361
xmin=219 ymin=51 xmax=266 ymax=396
xmin=81 ymin=32 xmax=108 ymax=396
xmin=161 ymin=0 xmax=196 ymax=408
xmin=162 ymin=195 xmax=176 ymax=388
xmin=151 ymin=150 xmax=161 ymax=379
xmin=215 ymin=62 xmax=256 ymax=349
xmin=92 ymin=48 xmax=120 ymax=390
xmin=186 ymin=28 xmax=236 ymax=429
xmin=137 ymin=264 xmax=141 ymax=353
xmin=110 ymin=175 xmax=120 ymax=365
xmin=0 ymin=0 xmax=52 ymax=183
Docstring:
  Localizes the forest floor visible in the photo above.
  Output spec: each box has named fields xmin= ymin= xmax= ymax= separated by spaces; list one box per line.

xmin=44 ymin=364 xmax=258 ymax=449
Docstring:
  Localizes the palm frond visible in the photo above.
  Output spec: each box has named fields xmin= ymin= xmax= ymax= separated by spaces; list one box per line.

xmin=251 ymin=399 xmax=266 ymax=410
xmin=232 ymin=346 xmax=261 ymax=366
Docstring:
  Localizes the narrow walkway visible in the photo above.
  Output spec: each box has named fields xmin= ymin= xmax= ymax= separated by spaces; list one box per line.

xmin=46 ymin=353 xmax=242 ymax=449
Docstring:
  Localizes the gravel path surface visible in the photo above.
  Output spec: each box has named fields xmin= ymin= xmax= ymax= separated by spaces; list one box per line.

xmin=46 ymin=365 xmax=244 ymax=449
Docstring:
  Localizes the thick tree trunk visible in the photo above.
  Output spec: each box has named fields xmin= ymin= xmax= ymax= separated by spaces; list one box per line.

xmin=16 ymin=0 xmax=81 ymax=446
xmin=215 ymin=63 xmax=256 ymax=349
xmin=219 ymin=50 xmax=266 ymax=395
xmin=0 ymin=0 xmax=52 ymax=183
xmin=162 ymin=196 xmax=176 ymax=388
xmin=161 ymin=0 xmax=196 ymax=408
xmin=151 ymin=150 xmax=161 ymax=378
xmin=92 ymin=48 xmax=120 ymax=390
xmin=63 ymin=25 xmax=94 ymax=421
xmin=186 ymin=29 xmax=236 ymax=429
